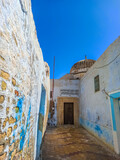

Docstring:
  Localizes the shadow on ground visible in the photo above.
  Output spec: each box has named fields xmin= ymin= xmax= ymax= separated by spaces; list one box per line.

xmin=42 ymin=125 xmax=120 ymax=160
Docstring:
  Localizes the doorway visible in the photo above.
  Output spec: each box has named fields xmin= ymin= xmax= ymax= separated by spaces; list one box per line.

xmin=64 ymin=103 xmax=74 ymax=124
xmin=36 ymin=84 xmax=46 ymax=160
xmin=110 ymin=92 xmax=120 ymax=154
xmin=114 ymin=98 xmax=120 ymax=153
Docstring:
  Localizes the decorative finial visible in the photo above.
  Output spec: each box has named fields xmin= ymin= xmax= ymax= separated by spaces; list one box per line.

xmin=85 ymin=55 xmax=87 ymax=60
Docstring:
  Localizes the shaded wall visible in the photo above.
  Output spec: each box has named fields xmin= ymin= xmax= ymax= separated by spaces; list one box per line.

xmin=0 ymin=0 xmax=50 ymax=159
xmin=79 ymin=37 xmax=120 ymax=151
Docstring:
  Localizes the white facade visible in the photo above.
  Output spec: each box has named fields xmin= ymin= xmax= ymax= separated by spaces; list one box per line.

xmin=50 ymin=37 xmax=120 ymax=154
xmin=51 ymin=79 xmax=80 ymax=101
xmin=79 ymin=36 xmax=120 ymax=153
xmin=49 ymin=79 xmax=79 ymax=125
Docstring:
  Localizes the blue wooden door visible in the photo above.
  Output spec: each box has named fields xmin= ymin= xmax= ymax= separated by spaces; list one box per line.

xmin=36 ymin=84 xmax=46 ymax=159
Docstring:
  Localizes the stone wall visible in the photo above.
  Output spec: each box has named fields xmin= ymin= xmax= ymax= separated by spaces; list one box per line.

xmin=0 ymin=0 xmax=50 ymax=160
xmin=79 ymin=37 xmax=120 ymax=152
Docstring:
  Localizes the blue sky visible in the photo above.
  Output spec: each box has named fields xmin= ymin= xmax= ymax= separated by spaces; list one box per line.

xmin=31 ymin=0 xmax=120 ymax=79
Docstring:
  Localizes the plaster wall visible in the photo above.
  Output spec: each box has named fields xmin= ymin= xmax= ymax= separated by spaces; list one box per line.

xmin=49 ymin=79 xmax=79 ymax=125
xmin=51 ymin=79 xmax=80 ymax=101
xmin=0 ymin=0 xmax=50 ymax=160
xmin=79 ymin=37 xmax=120 ymax=151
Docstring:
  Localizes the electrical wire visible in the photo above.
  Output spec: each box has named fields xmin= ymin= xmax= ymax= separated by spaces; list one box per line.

xmin=81 ymin=53 xmax=120 ymax=81
xmin=95 ymin=53 xmax=120 ymax=69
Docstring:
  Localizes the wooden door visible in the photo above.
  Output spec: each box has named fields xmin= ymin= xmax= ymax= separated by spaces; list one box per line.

xmin=64 ymin=103 xmax=74 ymax=124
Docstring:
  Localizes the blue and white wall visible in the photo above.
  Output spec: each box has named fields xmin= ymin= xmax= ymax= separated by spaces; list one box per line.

xmin=0 ymin=0 xmax=50 ymax=159
xmin=79 ymin=37 xmax=120 ymax=153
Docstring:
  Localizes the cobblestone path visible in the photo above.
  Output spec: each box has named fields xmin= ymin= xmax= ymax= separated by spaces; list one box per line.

xmin=42 ymin=126 xmax=120 ymax=160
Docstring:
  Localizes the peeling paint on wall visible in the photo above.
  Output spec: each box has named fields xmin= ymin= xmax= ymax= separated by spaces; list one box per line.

xmin=0 ymin=0 xmax=50 ymax=159
xmin=80 ymin=118 xmax=114 ymax=146
xmin=20 ymin=103 xmax=31 ymax=151
xmin=79 ymin=37 xmax=120 ymax=152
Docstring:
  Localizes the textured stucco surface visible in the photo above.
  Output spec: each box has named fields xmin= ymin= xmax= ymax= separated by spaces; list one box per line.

xmin=48 ymin=79 xmax=79 ymax=126
xmin=51 ymin=79 xmax=80 ymax=101
xmin=0 ymin=0 xmax=50 ymax=159
xmin=79 ymin=37 xmax=120 ymax=150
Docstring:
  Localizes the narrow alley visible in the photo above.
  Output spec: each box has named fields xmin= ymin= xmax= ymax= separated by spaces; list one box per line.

xmin=42 ymin=126 xmax=120 ymax=160
xmin=0 ymin=1 xmax=120 ymax=160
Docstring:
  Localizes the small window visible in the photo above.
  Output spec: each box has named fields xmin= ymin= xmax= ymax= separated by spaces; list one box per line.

xmin=94 ymin=75 xmax=100 ymax=92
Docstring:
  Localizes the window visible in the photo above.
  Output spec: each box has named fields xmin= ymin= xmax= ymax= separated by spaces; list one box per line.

xmin=94 ymin=75 xmax=100 ymax=92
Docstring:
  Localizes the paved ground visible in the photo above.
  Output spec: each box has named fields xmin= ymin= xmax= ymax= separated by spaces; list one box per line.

xmin=42 ymin=125 xmax=120 ymax=160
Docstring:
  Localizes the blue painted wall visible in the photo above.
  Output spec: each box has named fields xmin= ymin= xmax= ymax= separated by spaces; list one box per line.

xmin=36 ymin=84 xmax=46 ymax=159
xmin=79 ymin=38 xmax=120 ymax=152
xmin=9 ymin=95 xmax=31 ymax=159
xmin=20 ymin=104 xmax=31 ymax=150
xmin=80 ymin=118 xmax=114 ymax=147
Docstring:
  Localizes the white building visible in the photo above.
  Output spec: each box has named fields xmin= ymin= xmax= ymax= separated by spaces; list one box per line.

xmin=49 ymin=36 xmax=120 ymax=154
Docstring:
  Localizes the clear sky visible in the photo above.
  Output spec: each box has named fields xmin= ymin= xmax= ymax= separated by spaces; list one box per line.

xmin=31 ymin=0 xmax=120 ymax=79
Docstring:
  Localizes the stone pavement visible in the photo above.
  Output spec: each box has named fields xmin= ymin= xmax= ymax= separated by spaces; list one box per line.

xmin=42 ymin=125 xmax=120 ymax=160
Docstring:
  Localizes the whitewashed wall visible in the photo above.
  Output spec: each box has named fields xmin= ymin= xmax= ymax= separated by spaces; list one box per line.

xmin=51 ymin=79 xmax=80 ymax=101
xmin=48 ymin=79 xmax=79 ymax=125
xmin=0 ymin=0 xmax=50 ymax=160
xmin=79 ymin=37 xmax=120 ymax=151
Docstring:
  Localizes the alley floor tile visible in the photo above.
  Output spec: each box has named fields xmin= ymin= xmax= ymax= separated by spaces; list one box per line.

xmin=42 ymin=125 xmax=120 ymax=160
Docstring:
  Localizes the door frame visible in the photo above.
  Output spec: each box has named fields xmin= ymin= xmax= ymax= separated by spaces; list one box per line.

xmin=109 ymin=91 xmax=120 ymax=154
xmin=57 ymin=97 xmax=79 ymax=126
xmin=64 ymin=102 xmax=74 ymax=125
